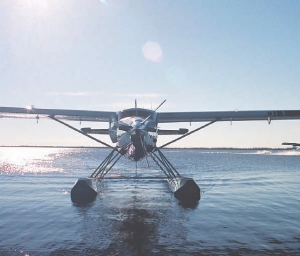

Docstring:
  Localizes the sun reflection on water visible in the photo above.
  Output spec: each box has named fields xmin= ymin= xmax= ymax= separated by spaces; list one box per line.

xmin=0 ymin=147 xmax=68 ymax=174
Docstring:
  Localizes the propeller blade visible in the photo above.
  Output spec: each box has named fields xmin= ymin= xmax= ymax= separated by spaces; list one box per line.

xmin=142 ymin=99 xmax=166 ymax=124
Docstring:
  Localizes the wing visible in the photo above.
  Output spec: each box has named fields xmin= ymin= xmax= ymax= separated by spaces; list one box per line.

xmin=157 ymin=110 xmax=300 ymax=123
xmin=0 ymin=106 xmax=117 ymax=122
xmin=282 ymin=142 xmax=300 ymax=146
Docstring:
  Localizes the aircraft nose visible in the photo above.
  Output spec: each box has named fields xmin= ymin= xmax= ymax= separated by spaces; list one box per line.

xmin=130 ymin=129 xmax=142 ymax=143
xmin=129 ymin=129 xmax=145 ymax=161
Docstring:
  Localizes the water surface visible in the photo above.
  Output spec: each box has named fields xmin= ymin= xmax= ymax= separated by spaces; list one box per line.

xmin=0 ymin=147 xmax=299 ymax=255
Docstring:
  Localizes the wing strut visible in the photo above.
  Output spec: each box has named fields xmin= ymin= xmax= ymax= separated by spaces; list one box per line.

xmin=158 ymin=119 xmax=220 ymax=149
xmin=49 ymin=115 xmax=114 ymax=149
xmin=90 ymin=147 xmax=122 ymax=178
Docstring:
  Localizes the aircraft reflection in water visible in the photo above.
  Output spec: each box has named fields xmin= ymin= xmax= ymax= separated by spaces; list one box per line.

xmin=1 ymin=100 xmax=300 ymax=204
xmin=72 ymin=183 xmax=184 ymax=256
xmin=108 ymin=208 xmax=159 ymax=254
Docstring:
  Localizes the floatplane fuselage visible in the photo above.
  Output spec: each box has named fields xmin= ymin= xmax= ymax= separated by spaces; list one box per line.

xmin=282 ymin=142 xmax=300 ymax=151
xmin=81 ymin=100 xmax=187 ymax=162
xmin=82 ymin=107 xmax=158 ymax=161
xmin=107 ymin=107 xmax=158 ymax=161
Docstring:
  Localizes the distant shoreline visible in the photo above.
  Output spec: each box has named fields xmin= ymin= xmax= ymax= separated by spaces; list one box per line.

xmin=0 ymin=145 xmax=289 ymax=150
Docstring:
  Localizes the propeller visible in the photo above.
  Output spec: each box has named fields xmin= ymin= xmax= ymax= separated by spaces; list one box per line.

xmin=141 ymin=99 xmax=166 ymax=125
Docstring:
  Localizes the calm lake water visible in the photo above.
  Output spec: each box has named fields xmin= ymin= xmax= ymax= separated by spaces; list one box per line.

xmin=0 ymin=147 xmax=299 ymax=255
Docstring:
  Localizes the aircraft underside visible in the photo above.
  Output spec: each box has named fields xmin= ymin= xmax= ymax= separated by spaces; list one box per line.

xmin=48 ymin=115 xmax=211 ymax=206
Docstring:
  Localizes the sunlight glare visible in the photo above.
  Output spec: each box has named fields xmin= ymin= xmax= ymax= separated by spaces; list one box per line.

xmin=0 ymin=148 xmax=65 ymax=174
xmin=25 ymin=0 xmax=49 ymax=15
xmin=142 ymin=41 xmax=163 ymax=62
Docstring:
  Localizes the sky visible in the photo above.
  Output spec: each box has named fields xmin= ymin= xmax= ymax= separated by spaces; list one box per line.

xmin=0 ymin=0 xmax=300 ymax=148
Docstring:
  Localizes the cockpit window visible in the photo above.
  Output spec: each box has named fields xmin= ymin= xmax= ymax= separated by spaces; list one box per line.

xmin=119 ymin=109 xmax=154 ymax=119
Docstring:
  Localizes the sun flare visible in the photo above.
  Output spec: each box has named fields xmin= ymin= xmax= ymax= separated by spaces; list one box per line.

xmin=26 ymin=0 xmax=49 ymax=11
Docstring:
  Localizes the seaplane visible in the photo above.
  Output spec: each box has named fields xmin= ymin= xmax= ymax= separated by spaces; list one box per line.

xmin=282 ymin=142 xmax=300 ymax=150
xmin=1 ymin=101 xmax=300 ymax=204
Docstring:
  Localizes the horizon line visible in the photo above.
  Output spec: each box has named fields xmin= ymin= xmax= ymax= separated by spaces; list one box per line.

xmin=0 ymin=145 xmax=291 ymax=150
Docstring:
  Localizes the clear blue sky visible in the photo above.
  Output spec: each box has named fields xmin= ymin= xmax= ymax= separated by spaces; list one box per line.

xmin=1 ymin=0 xmax=300 ymax=148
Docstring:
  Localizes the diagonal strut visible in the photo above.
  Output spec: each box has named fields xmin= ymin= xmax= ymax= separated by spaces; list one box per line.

xmin=158 ymin=119 xmax=220 ymax=149
xmin=49 ymin=115 xmax=114 ymax=149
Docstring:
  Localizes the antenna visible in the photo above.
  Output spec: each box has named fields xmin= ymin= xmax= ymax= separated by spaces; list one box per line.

xmin=135 ymin=99 xmax=138 ymax=116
